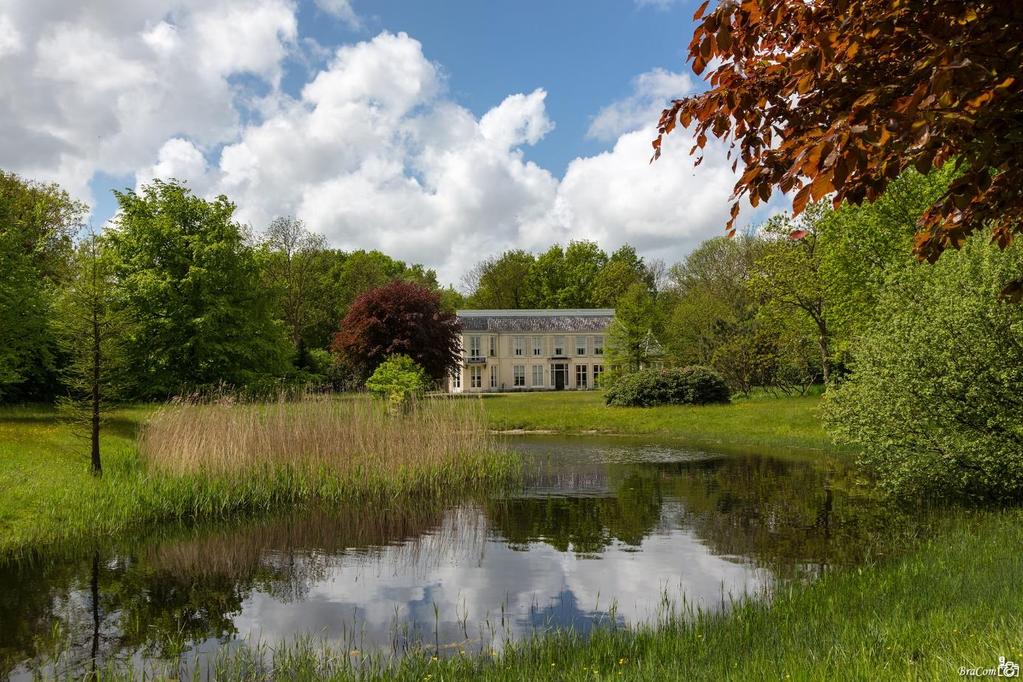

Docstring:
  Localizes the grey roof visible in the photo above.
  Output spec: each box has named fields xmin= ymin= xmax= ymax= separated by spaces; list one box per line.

xmin=457 ymin=308 xmax=615 ymax=332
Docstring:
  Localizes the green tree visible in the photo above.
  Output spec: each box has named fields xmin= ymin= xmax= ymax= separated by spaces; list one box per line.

xmin=592 ymin=245 xmax=653 ymax=307
xmin=523 ymin=244 xmax=570 ymax=308
xmin=0 ymin=171 xmax=86 ymax=400
xmin=750 ymin=203 xmax=834 ymax=383
xmin=259 ymin=216 xmax=329 ymax=356
xmin=663 ymin=235 xmax=762 ymax=367
xmin=820 ymin=167 xmax=955 ymax=347
xmin=107 ymin=180 xmax=291 ymax=397
xmin=54 ymin=232 xmax=129 ymax=475
xmin=824 ymin=234 xmax=1023 ymax=501
xmin=606 ymin=282 xmax=661 ymax=373
xmin=464 ymin=250 xmax=536 ymax=308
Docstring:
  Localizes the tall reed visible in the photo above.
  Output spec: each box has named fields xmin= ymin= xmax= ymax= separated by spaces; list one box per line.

xmin=138 ymin=393 xmax=507 ymax=496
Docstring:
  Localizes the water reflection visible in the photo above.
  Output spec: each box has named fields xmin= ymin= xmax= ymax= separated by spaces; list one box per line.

xmin=3 ymin=437 xmax=918 ymax=678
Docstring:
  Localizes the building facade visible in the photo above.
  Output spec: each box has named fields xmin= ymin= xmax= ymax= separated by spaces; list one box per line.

xmin=448 ymin=309 xmax=613 ymax=393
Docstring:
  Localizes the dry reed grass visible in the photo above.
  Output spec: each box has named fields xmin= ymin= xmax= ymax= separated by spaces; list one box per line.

xmin=138 ymin=393 xmax=498 ymax=486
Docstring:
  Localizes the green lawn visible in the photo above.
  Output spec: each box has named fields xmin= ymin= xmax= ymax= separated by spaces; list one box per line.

xmin=481 ymin=390 xmax=839 ymax=455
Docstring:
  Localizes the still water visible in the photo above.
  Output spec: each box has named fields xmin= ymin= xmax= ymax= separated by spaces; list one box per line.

xmin=2 ymin=436 xmax=906 ymax=678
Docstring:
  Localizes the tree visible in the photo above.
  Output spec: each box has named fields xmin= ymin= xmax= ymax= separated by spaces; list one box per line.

xmin=260 ymin=216 xmax=328 ymax=354
xmin=465 ymin=250 xmax=536 ymax=308
xmin=331 ymin=281 xmax=461 ymax=385
xmin=0 ymin=171 xmax=85 ymax=400
xmin=107 ymin=180 xmax=291 ymax=397
xmin=820 ymin=166 xmax=956 ymax=345
xmin=592 ymin=245 xmax=654 ymax=307
xmin=54 ymin=232 xmax=128 ymax=476
xmin=606 ymin=282 xmax=661 ymax=373
xmin=824 ymin=234 xmax=1023 ymax=501
xmin=663 ymin=235 xmax=762 ymax=366
xmin=653 ymin=1 xmax=1023 ymax=270
xmin=750 ymin=203 xmax=835 ymax=383
xmin=365 ymin=354 xmax=430 ymax=413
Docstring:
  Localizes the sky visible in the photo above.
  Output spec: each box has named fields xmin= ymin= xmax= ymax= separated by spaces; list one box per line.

xmin=0 ymin=0 xmax=786 ymax=286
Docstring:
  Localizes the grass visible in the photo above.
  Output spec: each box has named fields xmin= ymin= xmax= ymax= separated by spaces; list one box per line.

xmin=480 ymin=390 xmax=839 ymax=455
xmin=83 ymin=507 xmax=1023 ymax=681
xmin=0 ymin=397 xmax=514 ymax=557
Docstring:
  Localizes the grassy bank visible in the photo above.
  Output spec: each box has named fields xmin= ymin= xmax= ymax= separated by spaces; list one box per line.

xmin=95 ymin=507 xmax=1022 ymax=681
xmin=481 ymin=390 xmax=837 ymax=454
xmin=0 ymin=398 xmax=514 ymax=557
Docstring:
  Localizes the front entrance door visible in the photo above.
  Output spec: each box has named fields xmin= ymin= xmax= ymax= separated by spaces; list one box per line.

xmin=553 ymin=363 xmax=567 ymax=390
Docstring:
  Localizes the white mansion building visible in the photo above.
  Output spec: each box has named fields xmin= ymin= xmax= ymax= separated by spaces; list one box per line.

xmin=448 ymin=309 xmax=613 ymax=393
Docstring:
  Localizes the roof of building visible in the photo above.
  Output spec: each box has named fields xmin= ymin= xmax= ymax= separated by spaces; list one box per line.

xmin=456 ymin=308 xmax=615 ymax=333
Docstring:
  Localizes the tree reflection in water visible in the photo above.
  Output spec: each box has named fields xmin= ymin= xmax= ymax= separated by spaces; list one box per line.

xmin=1 ymin=439 xmax=932 ymax=679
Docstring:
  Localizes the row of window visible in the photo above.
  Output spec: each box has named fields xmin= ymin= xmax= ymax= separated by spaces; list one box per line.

xmin=512 ymin=364 xmax=604 ymax=388
xmin=453 ymin=364 xmax=605 ymax=389
xmin=466 ymin=335 xmax=604 ymax=359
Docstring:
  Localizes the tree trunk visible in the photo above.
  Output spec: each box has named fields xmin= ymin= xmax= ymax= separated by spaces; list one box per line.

xmin=91 ymin=304 xmax=102 ymax=477
xmin=818 ymin=330 xmax=830 ymax=385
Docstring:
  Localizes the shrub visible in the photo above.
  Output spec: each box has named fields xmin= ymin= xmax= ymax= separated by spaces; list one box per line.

xmin=604 ymin=366 xmax=730 ymax=407
xmin=365 ymin=354 xmax=430 ymax=412
xmin=823 ymin=235 xmax=1023 ymax=502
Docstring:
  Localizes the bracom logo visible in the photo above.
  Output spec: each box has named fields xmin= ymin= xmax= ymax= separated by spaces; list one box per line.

xmin=960 ymin=657 xmax=1020 ymax=678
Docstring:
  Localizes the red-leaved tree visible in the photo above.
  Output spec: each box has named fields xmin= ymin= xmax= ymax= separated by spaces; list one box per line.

xmin=331 ymin=281 xmax=462 ymax=385
xmin=653 ymin=0 xmax=1022 ymax=277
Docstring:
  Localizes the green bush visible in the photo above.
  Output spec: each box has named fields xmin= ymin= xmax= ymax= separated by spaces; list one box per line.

xmin=365 ymin=354 xmax=430 ymax=412
xmin=824 ymin=235 xmax=1023 ymax=502
xmin=604 ymin=366 xmax=730 ymax=407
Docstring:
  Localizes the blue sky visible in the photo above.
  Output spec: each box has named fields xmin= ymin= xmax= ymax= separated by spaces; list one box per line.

xmin=290 ymin=0 xmax=698 ymax=172
xmin=5 ymin=0 xmax=777 ymax=284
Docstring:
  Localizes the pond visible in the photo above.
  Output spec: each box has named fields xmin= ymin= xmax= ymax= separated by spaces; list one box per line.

xmin=1 ymin=436 xmax=917 ymax=678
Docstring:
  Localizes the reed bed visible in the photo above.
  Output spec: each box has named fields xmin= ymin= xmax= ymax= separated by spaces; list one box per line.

xmin=0 ymin=397 xmax=515 ymax=558
xmin=139 ymin=393 xmax=509 ymax=498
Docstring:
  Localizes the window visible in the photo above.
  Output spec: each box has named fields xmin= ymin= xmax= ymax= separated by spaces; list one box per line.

xmin=468 ymin=335 xmax=482 ymax=359
xmin=554 ymin=336 xmax=565 ymax=356
xmin=593 ymin=336 xmax=604 ymax=355
xmin=576 ymin=336 xmax=587 ymax=356
xmin=490 ymin=365 xmax=498 ymax=388
xmin=489 ymin=335 xmax=497 ymax=357
xmin=469 ymin=365 xmax=482 ymax=388
xmin=513 ymin=365 xmax=526 ymax=387
xmin=531 ymin=365 xmax=544 ymax=387
xmin=513 ymin=336 xmax=525 ymax=356
xmin=451 ymin=367 xmax=461 ymax=389
xmin=575 ymin=364 xmax=588 ymax=388
xmin=532 ymin=335 xmax=543 ymax=356
xmin=592 ymin=364 xmax=604 ymax=386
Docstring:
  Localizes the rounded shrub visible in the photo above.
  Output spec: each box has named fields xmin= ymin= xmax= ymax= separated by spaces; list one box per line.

xmin=604 ymin=366 xmax=730 ymax=407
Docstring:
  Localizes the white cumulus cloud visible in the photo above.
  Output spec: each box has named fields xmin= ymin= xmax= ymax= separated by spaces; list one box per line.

xmin=1 ymin=3 xmax=779 ymax=285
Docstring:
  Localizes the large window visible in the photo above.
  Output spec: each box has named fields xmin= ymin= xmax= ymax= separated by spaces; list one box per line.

xmin=469 ymin=365 xmax=482 ymax=388
xmin=553 ymin=336 xmax=565 ymax=356
xmin=532 ymin=335 xmax=544 ymax=356
xmin=513 ymin=365 xmax=526 ymax=387
xmin=531 ymin=365 xmax=544 ymax=387
xmin=513 ymin=336 xmax=525 ymax=356
xmin=576 ymin=336 xmax=587 ymax=356
xmin=575 ymin=364 xmax=588 ymax=388
xmin=451 ymin=367 xmax=461 ymax=389
xmin=593 ymin=335 xmax=604 ymax=355
xmin=592 ymin=364 xmax=604 ymax=386
xmin=468 ymin=335 xmax=482 ymax=359
xmin=490 ymin=365 xmax=498 ymax=388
